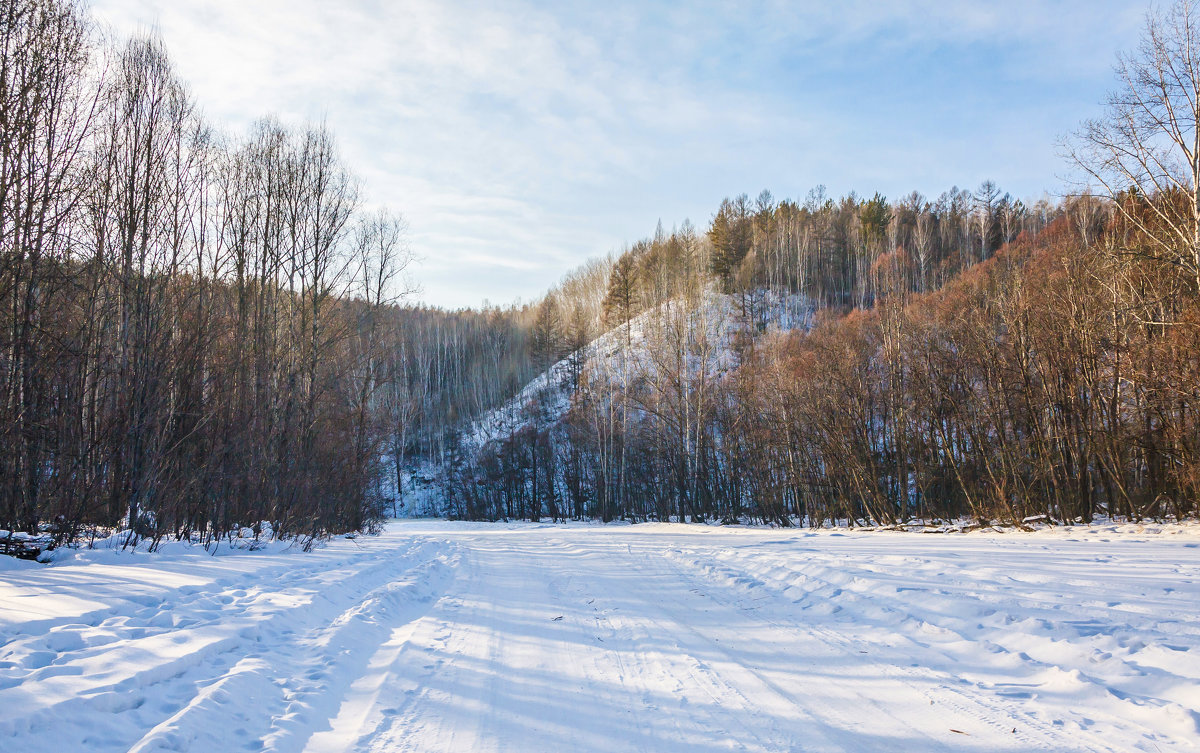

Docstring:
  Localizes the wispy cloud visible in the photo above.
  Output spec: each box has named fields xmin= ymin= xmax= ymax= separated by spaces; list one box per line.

xmin=90 ymin=0 xmax=1144 ymax=309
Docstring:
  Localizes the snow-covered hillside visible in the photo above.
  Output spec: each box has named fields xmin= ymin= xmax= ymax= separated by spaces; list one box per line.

xmin=1 ymin=521 xmax=1198 ymax=751
xmin=466 ymin=289 xmax=813 ymax=450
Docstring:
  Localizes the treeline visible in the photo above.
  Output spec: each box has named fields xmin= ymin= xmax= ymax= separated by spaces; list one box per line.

xmin=441 ymin=186 xmax=1063 ymax=522
xmin=0 ymin=0 xmax=424 ymax=544
xmin=708 ymin=183 xmax=1054 ymax=308
xmin=627 ymin=183 xmax=1055 ymax=325
xmin=447 ymin=188 xmax=1198 ymax=526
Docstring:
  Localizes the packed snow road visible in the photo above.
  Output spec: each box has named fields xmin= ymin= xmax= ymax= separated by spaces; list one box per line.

xmin=1 ymin=522 xmax=1199 ymax=752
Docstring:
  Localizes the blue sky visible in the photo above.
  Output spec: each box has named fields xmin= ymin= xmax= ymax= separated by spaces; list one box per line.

xmin=90 ymin=0 xmax=1146 ymax=310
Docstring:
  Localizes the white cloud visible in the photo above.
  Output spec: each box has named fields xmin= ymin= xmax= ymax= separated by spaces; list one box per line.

xmin=89 ymin=0 xmax=1146 ymax=309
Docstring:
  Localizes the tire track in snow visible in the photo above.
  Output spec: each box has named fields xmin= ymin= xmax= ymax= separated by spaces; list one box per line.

xmin=622 ymin=541 xmax=951 ymax=753
xmin=366 ymin=534 xmax=830 ymax=752
xmin=287 ymin=547 xmax=459 ymax=753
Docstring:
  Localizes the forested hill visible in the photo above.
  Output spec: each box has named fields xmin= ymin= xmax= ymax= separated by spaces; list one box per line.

xmin=426 ymin=188 xmax=1163 ymax=525
xmin=351 ymin=183 xmax=1068 ymax=522
xmin=432 ymin=187 xmax=1196 ymax=527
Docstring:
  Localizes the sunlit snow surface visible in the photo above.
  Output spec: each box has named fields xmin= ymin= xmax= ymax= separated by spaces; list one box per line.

xmin=2 ymin=521 xmax=1199 ymax=751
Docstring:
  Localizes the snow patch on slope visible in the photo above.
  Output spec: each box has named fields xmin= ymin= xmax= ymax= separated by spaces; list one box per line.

xmin=465 ymin=289 xmax=813 ymax=450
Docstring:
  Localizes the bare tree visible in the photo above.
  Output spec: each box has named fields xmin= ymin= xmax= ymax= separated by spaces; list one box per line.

xmin=1069 ymin=0 xmax=1200 ymax=293
xmin=0 ymin=0 xmax=97 ymax=535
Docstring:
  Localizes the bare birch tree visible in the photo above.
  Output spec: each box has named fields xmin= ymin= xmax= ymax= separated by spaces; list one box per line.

xmin=1069 ymin=0 xmax=1200 ymax=293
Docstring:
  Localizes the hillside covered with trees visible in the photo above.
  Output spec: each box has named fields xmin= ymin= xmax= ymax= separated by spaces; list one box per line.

xmin=441 ymin=189 xmax=1186 ymax=527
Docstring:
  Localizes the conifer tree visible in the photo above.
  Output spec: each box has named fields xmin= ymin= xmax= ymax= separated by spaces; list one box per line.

xmin=603 ymin=253 xmax=640 ymax=332
xmin=708 ymin=195 xmax=752 ymax=289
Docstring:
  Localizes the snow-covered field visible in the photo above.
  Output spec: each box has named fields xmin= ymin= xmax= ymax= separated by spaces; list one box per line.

xmin=2 ymin=521 xmax=1199 ymax=752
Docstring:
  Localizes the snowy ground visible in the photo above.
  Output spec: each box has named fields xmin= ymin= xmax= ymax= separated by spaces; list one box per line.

xmin=2 ymin=521 xmax=1199 ymax=752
